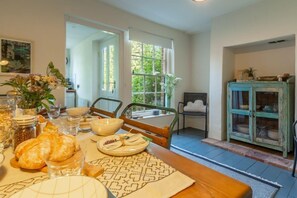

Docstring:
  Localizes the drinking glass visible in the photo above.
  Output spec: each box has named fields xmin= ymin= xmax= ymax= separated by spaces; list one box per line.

xmin=45 ymin=149 xmax=85 ymax=178
xmin=66 ymin=116 xmax=81 ymax=136
xmin=47 ymin=105 xmax=61 ymax=119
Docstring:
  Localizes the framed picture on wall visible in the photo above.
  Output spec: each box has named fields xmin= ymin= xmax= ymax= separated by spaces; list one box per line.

xmin=0 ymin=38 xmax=32 ymax=74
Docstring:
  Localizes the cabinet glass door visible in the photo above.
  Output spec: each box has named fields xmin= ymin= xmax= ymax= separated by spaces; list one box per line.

xmin=254 ymin=89 xmax=281 ymax=146
xmin=229 ymin=88 xmax=251 ymax=140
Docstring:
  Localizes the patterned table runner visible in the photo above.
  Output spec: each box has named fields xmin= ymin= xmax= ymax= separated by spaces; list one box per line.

xmin=0 ymin=133 xmax=195 ymax=197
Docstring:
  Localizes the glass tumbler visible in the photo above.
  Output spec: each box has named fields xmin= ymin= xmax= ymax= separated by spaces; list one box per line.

xmin=45 ymin=149 xmax=85 ymax=178
xmin=47 ymin=105 xmax=61 ymax=119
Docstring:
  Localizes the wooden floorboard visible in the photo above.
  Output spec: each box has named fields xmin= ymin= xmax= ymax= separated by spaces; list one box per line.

xmin=171 ymin=127 xmax=297 ymax=198
xmin=232 ymin=156 xmax=256 ymax=171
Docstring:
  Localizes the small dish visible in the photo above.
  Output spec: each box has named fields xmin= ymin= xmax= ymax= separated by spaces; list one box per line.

xmin=10 ymin=175 xmax=107 ymax=198
xmin=97 ymin=134 xmax=150 ymax=156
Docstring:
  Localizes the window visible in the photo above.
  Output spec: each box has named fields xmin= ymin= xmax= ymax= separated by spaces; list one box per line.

xmin=101 ymin=45 xmax=115 ymax=92
xmin=131 ymin=41 xmax=170 ymax=106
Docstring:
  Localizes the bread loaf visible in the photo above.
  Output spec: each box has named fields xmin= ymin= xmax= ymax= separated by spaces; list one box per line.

xmin=14 ymin=131 xmax=79 ymax=170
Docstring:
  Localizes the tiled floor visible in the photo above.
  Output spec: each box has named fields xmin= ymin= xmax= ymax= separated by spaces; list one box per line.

xmin=171 ymin=128 xmax=297 ymax=198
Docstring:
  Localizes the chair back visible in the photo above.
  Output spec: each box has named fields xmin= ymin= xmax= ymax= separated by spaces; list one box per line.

xmin=184 ymin=92 xmax=207 ymax=107
xmin=90 ymin=97 xmax=122 ymax=118
xmin=293 ymin=120 xmax=297 ymax=143
xmin=119 ymin=103 xmax=178 ymax=149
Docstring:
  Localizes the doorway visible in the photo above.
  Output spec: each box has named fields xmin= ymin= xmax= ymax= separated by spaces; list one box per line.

xmin=65 ymin=20 xmax=121 ymax=109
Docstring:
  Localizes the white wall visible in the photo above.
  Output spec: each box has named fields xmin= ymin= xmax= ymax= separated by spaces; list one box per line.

xmin=234 ymin=45 xmax=295 ymax=78
xmin=209 ymin=0 xmax=297 ymax=140
xmin=184 ymin=31 xmax=210 ymax=130
xmin=0 ymin=0 xmax=191 ymax=112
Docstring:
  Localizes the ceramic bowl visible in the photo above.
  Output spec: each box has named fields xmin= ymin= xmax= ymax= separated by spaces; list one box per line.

xmin=236 ymin=124 xmax=249 ymax=133
xmin=66 ymin=107 xmax=89 ymax=117
xmin=91 ymin=118 xmax=124 ymax=136
xmin=267 ymin=129 xmax=279 ymax=140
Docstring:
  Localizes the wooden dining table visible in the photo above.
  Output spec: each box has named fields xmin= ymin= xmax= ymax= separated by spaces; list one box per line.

xmin=147 ymin=143 xmax=252 ymax=198
xmin=0 ymin=131 xmax=252 ymax=198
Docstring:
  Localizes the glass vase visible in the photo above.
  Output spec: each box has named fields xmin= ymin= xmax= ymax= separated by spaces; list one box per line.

xmin=166 ymin=96 xmax=172 ymax=108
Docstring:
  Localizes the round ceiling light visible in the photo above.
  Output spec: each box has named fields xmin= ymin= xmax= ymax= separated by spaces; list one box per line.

xmin=192 ymin=0 xmax=206 ymax=2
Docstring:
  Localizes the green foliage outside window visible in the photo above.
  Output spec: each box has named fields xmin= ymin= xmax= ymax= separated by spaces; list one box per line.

xmin=131 ymin=41 xmax=167 ymax=106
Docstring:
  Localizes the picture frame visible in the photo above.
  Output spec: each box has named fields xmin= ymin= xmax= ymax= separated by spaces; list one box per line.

xmin=0 ymin=38 xmax=32 ymax=74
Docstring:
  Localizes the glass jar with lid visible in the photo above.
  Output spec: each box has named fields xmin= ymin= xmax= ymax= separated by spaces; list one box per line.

xmin=0 ymin=97 xmax=13 ymax=150
xmin=12 ymin=115 xmax=36 ymax=150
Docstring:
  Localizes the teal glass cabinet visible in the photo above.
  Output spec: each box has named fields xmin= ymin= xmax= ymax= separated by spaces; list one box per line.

xmin=227 ymin=77 xmax=295 ymax=157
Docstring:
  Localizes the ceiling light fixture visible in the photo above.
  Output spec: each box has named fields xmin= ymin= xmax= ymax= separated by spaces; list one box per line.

xmin=192 ymin=0 xmax=206 ymax=2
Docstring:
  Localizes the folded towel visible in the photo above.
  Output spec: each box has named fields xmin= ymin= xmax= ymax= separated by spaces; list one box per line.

xmin=184 ymin=100 xmax=206 ymax=112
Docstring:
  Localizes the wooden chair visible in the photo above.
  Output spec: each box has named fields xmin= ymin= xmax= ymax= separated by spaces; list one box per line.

xmin=177 ymin=92 xmax=208 ymax=137
xmin=90 ymin=97 xmax=122 ymax=118
xmin=292 ymin=120 xmax=297 ymax=177
xmin=119 ymin=103 xmax=178 ymax=149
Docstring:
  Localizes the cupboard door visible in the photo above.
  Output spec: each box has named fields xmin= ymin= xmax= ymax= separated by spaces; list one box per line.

xmin=253 ymin=88 xmax=282 ymax=147
xmin=228 ymin=87 xmax=252 ymax=141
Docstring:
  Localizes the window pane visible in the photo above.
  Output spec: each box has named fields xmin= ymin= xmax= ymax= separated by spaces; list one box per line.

xmin=131 ymin=41 xmax=142 ymax=56
xmin=145 ymin=93 xmax=155 ymax=105
xmin=155 ymin=46 xmax=162 ymax=59
xmin=156 ymin=76 xmax=163 ymax=91
xmin=131 ymin=56 xmax=142 ymax=74
xmin=132 ymin=75 xmax=144 ymax=92
xmin=132 ymin=93 xmax=144 ymax=103
xmin=102 ymin=47 xmax=107 ymax=90
xmin=143 ymin=58 xmax=153 ymax=74
xmin=155 ymin=59 xmax=162 ymax=73
xmin=109 ymin=45 xmax=114 ymax=91
xmin=145 ymin=76 xmax=156 ymax=92
xmin=143 ymin=43 xmax=153 ymax=57
xmin=156 ymin=93 xmax=164 ymax=106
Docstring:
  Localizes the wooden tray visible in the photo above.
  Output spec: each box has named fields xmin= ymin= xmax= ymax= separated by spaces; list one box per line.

xmin=256 ymin=76 xmax=278 ymax=81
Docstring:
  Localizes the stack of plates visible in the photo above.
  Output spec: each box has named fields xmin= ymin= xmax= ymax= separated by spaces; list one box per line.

xmin=13 ymin=115 xmax=36 ymax=126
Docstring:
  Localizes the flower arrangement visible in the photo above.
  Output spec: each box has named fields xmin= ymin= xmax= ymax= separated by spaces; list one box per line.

xmin=161 ymin=73 xmax=182 ymax=98
xmin=1 ymin=61 xmax=67 ymax=110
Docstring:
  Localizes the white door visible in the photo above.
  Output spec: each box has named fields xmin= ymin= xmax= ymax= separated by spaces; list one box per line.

xmin=98 ymin=36 xmax=119 ymax=111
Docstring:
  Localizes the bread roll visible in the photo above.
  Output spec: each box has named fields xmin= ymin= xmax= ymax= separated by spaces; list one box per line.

xmin=13 ymin=131 xmax=78 ymax=170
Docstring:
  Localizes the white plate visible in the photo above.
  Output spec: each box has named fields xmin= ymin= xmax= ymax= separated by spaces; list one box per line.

xmin=11 ymin=175 xmax=107 ymax=198
xmin=97 ymin=134 xmax=150 ymax=156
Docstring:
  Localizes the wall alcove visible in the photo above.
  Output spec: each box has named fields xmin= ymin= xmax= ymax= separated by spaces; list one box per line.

xmin=222 ymin=34 xmax=295 ymax=138
xmin=223 ymin=35 xmax=295 ymax=81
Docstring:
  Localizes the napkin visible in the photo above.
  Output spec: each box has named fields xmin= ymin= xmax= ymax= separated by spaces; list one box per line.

xmin=123 ymin=134 xmax=147 ymax=146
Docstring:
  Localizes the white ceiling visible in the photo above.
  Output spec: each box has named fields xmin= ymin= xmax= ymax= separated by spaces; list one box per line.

xmin=99 ymin=0 xmax=265 ymax=34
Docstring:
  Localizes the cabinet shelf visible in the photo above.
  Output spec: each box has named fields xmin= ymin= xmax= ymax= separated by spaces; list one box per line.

xmin=227 ymin=77 xmax=295 ymax=157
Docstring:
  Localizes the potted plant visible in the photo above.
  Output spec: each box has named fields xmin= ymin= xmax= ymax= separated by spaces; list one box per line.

xmin=243 ymin=67 xmax=256 ymax=80
xmin=160 ymin=73 xmax=182 ymax=107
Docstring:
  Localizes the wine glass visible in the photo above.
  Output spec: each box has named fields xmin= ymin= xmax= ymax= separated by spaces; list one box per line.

xmin=47 ymin=105 xmax=61 ymax=119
